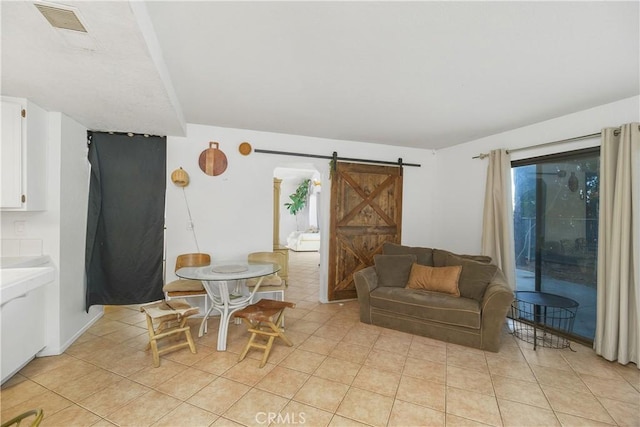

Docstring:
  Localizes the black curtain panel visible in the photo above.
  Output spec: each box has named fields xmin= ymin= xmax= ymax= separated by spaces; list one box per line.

xmin=85 ymin=131 xmax=166 ymax=311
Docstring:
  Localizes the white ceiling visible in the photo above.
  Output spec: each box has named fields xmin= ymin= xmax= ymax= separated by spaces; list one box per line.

xmin=2 ymin=1 xmax=638 ymax=150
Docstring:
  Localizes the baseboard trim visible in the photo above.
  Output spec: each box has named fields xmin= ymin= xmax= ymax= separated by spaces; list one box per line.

xmin=38 ymin=310 xmax=104 ymax=356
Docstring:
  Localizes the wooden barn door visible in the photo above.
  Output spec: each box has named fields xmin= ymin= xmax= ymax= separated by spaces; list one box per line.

xmin=328 ymin=162 xmax=403 ymax=301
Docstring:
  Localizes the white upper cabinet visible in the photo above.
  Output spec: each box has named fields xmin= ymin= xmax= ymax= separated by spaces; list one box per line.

xmin=1 ymin=100 xmax=22 ymax=207
xmin=1 ymin=97 xmax=48 ymax=211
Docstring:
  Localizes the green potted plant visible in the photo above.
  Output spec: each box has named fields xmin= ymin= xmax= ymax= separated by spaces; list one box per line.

xmin=284 ymin=179 xmax=312 ymax=218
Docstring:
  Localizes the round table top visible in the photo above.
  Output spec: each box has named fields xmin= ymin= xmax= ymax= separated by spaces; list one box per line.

xmin=515 ymin=291 xmax=579 ymax=308
xmin=176 ymin=262 xmax=280 ymax=281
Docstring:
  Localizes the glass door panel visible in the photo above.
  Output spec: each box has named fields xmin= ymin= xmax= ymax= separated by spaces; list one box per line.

xmin=512 ymin=150 xmax=599 ymax=342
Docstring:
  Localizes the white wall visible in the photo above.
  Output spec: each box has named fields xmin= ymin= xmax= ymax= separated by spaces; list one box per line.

xmin=166 ymin=124 xmax=436 ymax=302
xmin=432 ymin=96 xmax=640 ymax=254
xmin=56 ymin=113 xmax=102 ymax=350
xmin=0 ymin=111 xmax=101 ymax=355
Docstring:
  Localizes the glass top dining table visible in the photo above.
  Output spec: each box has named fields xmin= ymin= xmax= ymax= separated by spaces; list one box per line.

xmin=176 ymin=262 xmax=280 ymax=351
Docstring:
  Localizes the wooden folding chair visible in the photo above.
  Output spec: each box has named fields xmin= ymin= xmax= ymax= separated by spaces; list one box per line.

xmin=234 ymin=299 xmax=296 ymax=367
xmin=140 ymin=299 xmax=198 ymax=367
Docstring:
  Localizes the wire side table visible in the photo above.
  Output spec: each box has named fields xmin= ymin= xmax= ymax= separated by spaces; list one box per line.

xmin=510 ymin=291 xmax=579 ymax=350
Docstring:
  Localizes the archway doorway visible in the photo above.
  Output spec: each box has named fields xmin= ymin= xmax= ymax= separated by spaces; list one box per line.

xmin=273 ymin=165 xmax=321 ymax=289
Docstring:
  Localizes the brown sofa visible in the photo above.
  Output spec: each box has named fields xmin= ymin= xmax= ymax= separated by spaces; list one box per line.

xmin=354 ymin=243 xmax=514 ymax=352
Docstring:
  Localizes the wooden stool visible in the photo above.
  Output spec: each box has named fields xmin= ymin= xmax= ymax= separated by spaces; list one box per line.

xmin=140 ymin=299 xmax=199 ymax=367
xmin=234 ymin=299 xmax=296 ymax=367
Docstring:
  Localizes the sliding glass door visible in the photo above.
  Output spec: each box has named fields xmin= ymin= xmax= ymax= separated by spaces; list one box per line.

xmin=512 ymin=148 xmax=599 ymax=343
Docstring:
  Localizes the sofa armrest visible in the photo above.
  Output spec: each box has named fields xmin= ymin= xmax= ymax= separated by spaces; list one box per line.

xmin=354 ymin=266 xmax=379 ymax=324
xmin=480 ymin=269 xmax=514 ymax=352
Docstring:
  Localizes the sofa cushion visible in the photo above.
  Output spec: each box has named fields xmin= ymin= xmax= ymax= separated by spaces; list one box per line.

xmin=370 ymin=286 xmax=481 ymax=329
xmin=406 ymin=264 xmax=461 ymax=297
xmin=382 ymin=242 xmax=434 ymax=266
xmin=374 ymin=254 xmax=417 ymax=287
xmin=432 ymin=249 xmax=492 ymax=266
xmin=436 ymin=252 xmax=498 ymax=302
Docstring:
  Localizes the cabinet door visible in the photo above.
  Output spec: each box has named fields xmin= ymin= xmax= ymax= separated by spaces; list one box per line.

xmin=1 ymin=101 xmax=23 ymax=208
xmin=1 ymin=287 xmax=46 ymax=383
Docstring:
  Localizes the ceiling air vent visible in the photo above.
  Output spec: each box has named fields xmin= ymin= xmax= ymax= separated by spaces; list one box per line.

xmin=34 ymin=3 xmax=87 ymax=33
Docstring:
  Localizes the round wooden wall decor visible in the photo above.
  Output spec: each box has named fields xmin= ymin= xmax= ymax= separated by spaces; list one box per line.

xmin=198 ymin=141 xmax=228 ymax=176
xmin=239 ymin=142 xmax=252 ymax=156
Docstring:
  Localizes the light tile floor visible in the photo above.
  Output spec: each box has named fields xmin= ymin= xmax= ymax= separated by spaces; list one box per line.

xmin=2 ymin=251 xmax=639 ymax=426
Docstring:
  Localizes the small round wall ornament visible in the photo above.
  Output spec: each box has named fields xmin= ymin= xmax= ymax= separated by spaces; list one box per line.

xmin=239 ymin=142 xmax=252 ymax=156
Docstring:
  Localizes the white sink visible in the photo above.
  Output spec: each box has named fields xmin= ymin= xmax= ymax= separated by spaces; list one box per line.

xmin=0 ymin=266 xmax=55 ymax=306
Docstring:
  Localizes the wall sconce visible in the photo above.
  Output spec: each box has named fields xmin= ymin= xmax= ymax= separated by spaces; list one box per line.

xmin=170 ymin=167 xmax=199 ymax=251
xmin=171 ymin=167 xmax=189 ymax=187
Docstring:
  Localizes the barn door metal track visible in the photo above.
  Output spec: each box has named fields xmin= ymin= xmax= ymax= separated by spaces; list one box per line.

xmin=254 ymin=149 xmax=421 ymax=168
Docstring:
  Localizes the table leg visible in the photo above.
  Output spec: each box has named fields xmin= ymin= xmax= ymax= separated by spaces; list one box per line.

xmin=201 ymin=277 xmax=272 ymax=351
xmin=199 ymin=305 xmax=215 ymax=337
xmin=217 ymin=304 xmax=230 ymax=351
xmin=203 ymin=294 xmax=209 ymax=334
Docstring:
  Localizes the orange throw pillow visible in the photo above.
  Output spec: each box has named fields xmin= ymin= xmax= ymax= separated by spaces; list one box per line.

xmin=406 ymin=263 xmax=462 ymax=297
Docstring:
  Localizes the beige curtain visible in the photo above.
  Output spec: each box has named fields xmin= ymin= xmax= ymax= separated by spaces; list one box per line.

xmin=595 ymin=123 xmax=640 ymax=367
xmin=481 ymin=149 xmax=516 ymax=290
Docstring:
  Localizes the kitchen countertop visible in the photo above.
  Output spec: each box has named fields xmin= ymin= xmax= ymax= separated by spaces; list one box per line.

xmin=0 ymin=256 xmax=52 ymax=269
xmin=0 ymin=256 xmax=55 ymax=306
